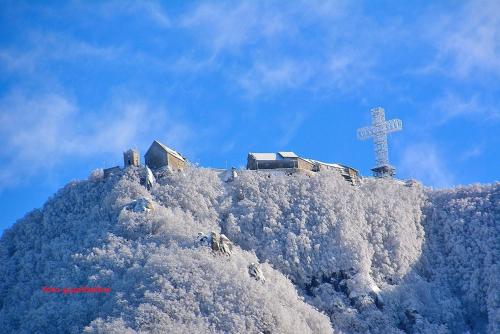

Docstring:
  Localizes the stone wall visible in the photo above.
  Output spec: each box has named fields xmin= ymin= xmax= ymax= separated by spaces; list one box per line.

xmin=145 ymin=145 xmax=167 ymax=170
xmin=297 ymin=158 xmax=315 ymax=171
xmin=168 ymin=154 xmax=187 ymax=171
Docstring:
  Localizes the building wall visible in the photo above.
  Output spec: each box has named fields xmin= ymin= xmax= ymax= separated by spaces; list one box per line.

xmin=247 ymin=154 xmax=359 ymax=184
xmin=314 ymin=163 xmax=359 ymax=183
xmin=297 ymin=158 xmax=315 ymax=171
xmin=103 ymin=166 xmax=121 ymax=177
xmin=247 ymin=158 xmax=297 ymax=170
xmin=168 ymin=154 xmax=187 ymax=170
xmin=124 ymin=150 xmax=140 ymax=167
xmin=347 ymin=168 xmax=359 ymax=179
xmin=145 ymin=143 xmax=187 ymax=171
xmin=315 ymin=163 xmax=335 ymax=172
xmin=145 ymin=145 xmax=168 ymax=170
xmin=247 ymin=155 xmax=257 ymax=170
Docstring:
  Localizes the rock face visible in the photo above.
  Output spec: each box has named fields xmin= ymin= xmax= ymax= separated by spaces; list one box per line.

xmin=221 ymin=167 xmax=238 ymax=183
xmin=125 ymin=197 xmax=154 ymax=212
xmin=0 ymin=167 xmax=498 ymax=333
xmin=144 ymin=166 xmax=155 ymax=190
xmin=197 ymin=231 xmax=234 ymax=256
xmin=210 ymin=232 xmax=233 ymax=255
xmin=248 ymin=263 xmax=265 ymax=282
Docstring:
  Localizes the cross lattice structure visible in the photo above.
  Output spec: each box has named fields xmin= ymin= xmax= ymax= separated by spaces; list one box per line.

xmin=357 ymin=107 xmax=402 ymax=178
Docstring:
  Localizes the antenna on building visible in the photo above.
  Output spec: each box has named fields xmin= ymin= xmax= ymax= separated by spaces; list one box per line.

xmin=357 ymin=107 xmax=402 ymax=178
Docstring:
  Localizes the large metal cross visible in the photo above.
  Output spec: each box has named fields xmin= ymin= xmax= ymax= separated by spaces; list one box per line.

xmin=357 ymin=107 xmax=402 ymax=177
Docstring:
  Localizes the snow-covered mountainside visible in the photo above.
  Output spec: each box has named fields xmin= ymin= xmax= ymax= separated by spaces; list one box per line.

xmin=0 ymin=167 xmax=498 ymax=333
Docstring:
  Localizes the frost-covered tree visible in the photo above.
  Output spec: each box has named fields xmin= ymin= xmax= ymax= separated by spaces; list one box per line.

xmin=0 ymin=166 xmax=497 ymax=333
xmin=220 ymin=170 xmax=427 ymax=332
xmin=418 ymin=183 xmax=499 ymax=334
xmin=0 ymin=167 xmax=331 ymax=333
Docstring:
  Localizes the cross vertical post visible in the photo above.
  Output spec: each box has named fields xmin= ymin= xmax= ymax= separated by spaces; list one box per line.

xmin=357 ymin=107 xmax=402 ymax=178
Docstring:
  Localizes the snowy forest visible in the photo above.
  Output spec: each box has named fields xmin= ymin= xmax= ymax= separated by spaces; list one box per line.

xmin=0 ymin=166 xmax=498 ymax=333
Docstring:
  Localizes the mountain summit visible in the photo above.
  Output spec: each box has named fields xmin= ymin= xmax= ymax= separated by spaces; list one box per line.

xmin=0 ymin=167 xmax=498 ymax=333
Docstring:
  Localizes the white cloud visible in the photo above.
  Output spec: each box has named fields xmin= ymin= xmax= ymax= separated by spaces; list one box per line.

xmin=0 ymin=1 xmax=394 ymax=99
xmin=238 ymin=60 xmax=312 ymax=97
xmin=277 ymin=112 xmax=308 ymax=148
xmin=131 ymin=1 xmax=170 ymax=27
xmin=0 ymin=91 xmax=193 ymax=189
xmin=325 ymin=47 xmax=377 ymax=93
xmin=459 ymin=146 xmax=484 ymax=161
xmin=430 ymin=92 xmax=500 ymax=124
xmin=178 ymin=1 xmax=384 ymax=97
xmin=398 ymin=143 xmax=454 ymax=188
xmin=0 ymin=1 xmax=170 ymax=74
xmin=72 ymin=1 xmax=171 ymax=28
xmin=425 ymin=0 xmax=500 ymax=77
xmin=180 ymin=2 xmax=288 ymax=53
xmin=235 ymin=47 xmax=375 ymax=97
xmin=0 ymin=32 xmax=123 ymax=74
xmin=0 ymin=93 xmax=76 ymax=171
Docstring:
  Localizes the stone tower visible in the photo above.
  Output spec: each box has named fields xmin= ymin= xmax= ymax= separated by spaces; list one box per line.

xmin=124 ymin=149 xmax=140 ymax=167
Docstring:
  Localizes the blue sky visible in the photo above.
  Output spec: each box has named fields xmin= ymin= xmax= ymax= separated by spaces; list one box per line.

xmin=1 ymin=0 xmax=499 ymax=233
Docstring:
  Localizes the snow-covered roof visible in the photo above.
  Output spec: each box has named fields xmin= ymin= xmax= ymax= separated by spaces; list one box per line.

xmin=249 ymin=153 xmax=278 ymax=160
xmin=153 ymin=140 xmax=185 ymax=161
xmin=317 ymin=161 xmax=344 ymax=169
xmin=250 ymin=152 xmax=300 ymax=160
xmin=308 ymin=159 xmax=359 ymax=173
xmin=278 ymin=151 xmax=299 ymax=158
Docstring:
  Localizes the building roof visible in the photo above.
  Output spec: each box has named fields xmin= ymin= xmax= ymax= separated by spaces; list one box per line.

xmin=307 ymin=159 xmax=359 ymax=173
xmin=249 ymin=152 xmax=299 ymax=160
xmin=249 ymin=153 xmax=278 ymax=160
xmin=312 ymin=160 xmax=343 ymax=169
xmin=278 ymin=151 xmax=299 ymax=158
xmin=152 ymin=140 xmax=185 ymax=161
xmin=249 ymin=152 xmax=358 ymax=173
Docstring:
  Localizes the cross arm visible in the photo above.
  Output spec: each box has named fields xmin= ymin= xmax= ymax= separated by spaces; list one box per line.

xmin=357 ymin=126 xmax=376 ymax=140
xmin=384 ymin=119 xmax=403 ymax=133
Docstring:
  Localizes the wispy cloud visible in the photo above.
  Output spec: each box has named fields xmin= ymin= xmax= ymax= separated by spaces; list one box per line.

xmin=398 ymin=143 xmax=454 ymax=188
xmin=277 ymin=112 xmax=308 ymax=148
xmin=424 ymin=0 xmax=500 ymax=78
xmin=66 ymin=1 xmax=171 ymax=28
xmin=0 ymin=31 xmax=124 ymax=74
xmin=126 ymin=1 xmax=170 ymax=27
xmin=430 ymin=92 xmax=500 ymax=125
xmin=0 ymin=90 xmax=193 ymax=189
xmin=180 ymin=2 xmax=288 ymax=54
xmin=0 ymin=1 xmax=396 ymax=99
xmin=325 ymin=47 xmax=377 ymax=93
xmin=238 ymin=60 xmax=313 ymax=97
xmin=459 ymin=145 xmax=484 ymax=162
xmin=0 ymin=1 xmax=171 ymax=75
xmin=178 ymin=1 xmax=389 ymax=97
